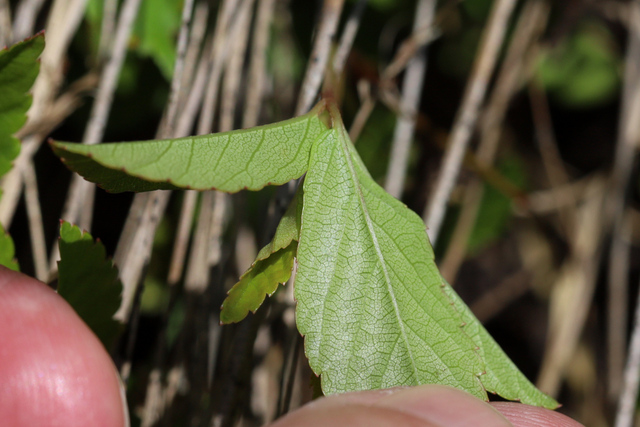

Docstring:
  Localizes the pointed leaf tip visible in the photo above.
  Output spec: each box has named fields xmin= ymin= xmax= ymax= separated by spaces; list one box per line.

xmin=50 ymin=103 xmax=329 ymax=193
xmin=293 ymin=104 xmax=556 ymax=408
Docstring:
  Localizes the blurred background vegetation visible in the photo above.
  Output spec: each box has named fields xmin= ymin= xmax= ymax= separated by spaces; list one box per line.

xmin=2 ymin=0 xmax=639 ymax=426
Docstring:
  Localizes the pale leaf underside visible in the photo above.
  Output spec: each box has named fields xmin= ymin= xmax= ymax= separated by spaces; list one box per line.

xmin=295 ymin=122 xmax=557 ymax=408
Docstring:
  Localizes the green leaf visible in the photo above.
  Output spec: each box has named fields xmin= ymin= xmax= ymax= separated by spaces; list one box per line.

xmin=221 ymin=243 xmax=296 ymax=324
xmin=442 ymin=281 xmax=556 ymax=407
xmin=57 ymin=221 xmax=123 ymax=349
xmin=294 ymin=111 xmax=557 ymax=407
xmin=220 ymin=187 xmax=303 ymax=324
xmin=0 ymin=33 xmax=44 ymax=178
xmin=536 ymin=22 xmax=620 ymax=108
xmin=52 ymin=98 xmax=556 ymax=407
xmin=133 ymin=0 xmax=182 ymax=80
xmin=50 ymin=104 xmax=329 ymax=193
xmin=0 ymin=224 xmax=18 ymax=271
xmin=0 ymin=33 xmax=45 ymax=271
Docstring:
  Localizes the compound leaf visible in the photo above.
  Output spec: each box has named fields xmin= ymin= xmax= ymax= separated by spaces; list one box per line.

xmin=294 ymin=112 xmax=557 ymax=408
xmin=57 ymin=221 xmax=123 ymax=349
xmin=220 ymin=188 xmax=303 ymax=324
xmin=50 ymin=104 xmax=329 ymax=193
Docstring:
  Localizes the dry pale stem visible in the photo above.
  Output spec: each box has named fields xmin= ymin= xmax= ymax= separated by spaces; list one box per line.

xmin=332 ymin=0 xmax=368 ymax=76
xmin=11 ymin=0 xmax=46 ymax=42
xmin=610 ymin=0 xmax=640 ymax=404
xmin=295 ymin=0 xmax=344 ymax=116
xmin=0 ymin=0 xmax=11 ymax=46
xmin=243 ymin=0 xmax=276 ymax=128
xmin=439 ymin=0 xmax=549 ymax=283
xmin=423 ymin=0 xmax=518 ymax=244
xmin=615 ymin=272 xmax=640 ymax=427
xmin=537 ymin=179 xmax=605 ymax=397
xmin=22 ymin=162 xmax=47 ymax=281
xmin=384 ymin=0 xmax=436 ymax=199
xmin=61 ymin=0 xmax=143 ymax=234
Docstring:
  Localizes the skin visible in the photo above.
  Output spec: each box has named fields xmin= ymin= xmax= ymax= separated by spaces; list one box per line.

xmin=268 ymin=386 xmax=584 ymax=427
xmin=0 ymin=267 xmax=127 ymax=427
xmin=0 ymin=267 xmax=584 ymax=427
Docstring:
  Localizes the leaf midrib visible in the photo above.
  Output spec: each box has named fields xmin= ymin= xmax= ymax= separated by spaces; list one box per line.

xmin=335 ymin=123 xmax=420 ymax=383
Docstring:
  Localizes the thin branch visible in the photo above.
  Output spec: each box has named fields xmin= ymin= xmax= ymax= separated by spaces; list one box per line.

xmin=384 ymin=0 xmax=436 ymax=199
xmin=381 ymin=25 xmax=439 ymax=83
xmin=140 ymin=369 xmax=163 ymax=427
xmin=167 ymin=191 xmax=198 ymax=285
xmin=162 ymin=0 xmax=196 ymax=137
xmin=82 ymin=0 xmax=143 ymax=145
xmin=16 ymin=72 xmax=99 ymax=138
xmin=60 ymin=0 xmax=143 ymax=233
xmin=30 ymin=0 xmax=90 ymax=120
xmin=175 ymin=33 xmax=213 ymax=136
xmin=181 ymin=7 xmax=253 ymax=416
xmin=609 ymin=0 xmax=640 ymax=402
xmin=470 ymin=271 xmax=530 ymax=323
xmin=536 ymin=179 xmax=605 ymax=397
xmin=0 ymin=0 xmax=11 ymax=46
xmin=179 ymin=1 xmax=209 ymax=106
xmin=439 ymin=0 xmax=550 ymax=283
xmin=22 ymin=162 xmax=47 ymax=281
xmin=610 ymin=211 xmax=633 ymax=400
xmin=615 ymin=270 xmax=640 ymax=427
xmin=295 ymin=0 xmax=345 ymax=116
xmin=12 ymin=0 xmax=46 ymax=42
xmin=423 ymin=0 xmax=518 ymax=244
xmin=278 ymin=334 xmax=302 ymax=417
xmin=349 ymin=79 xmax=376 ymax=142
xmin=524 ymin=177 xmax=591 ymax=215
xmin=114 ymin=191 xmax=172 ymax=322
xmin=0 ymin=0 xmax=89 ymax=228
xmin=198 ymin=0 xmax=239 ymax=136
xmin=206 ymin=191 xmax=228 ymax=268
xmin=97 ymin=0 xmax=117 ymax=62
xmin=114 ymin=0 xmax=223 ymax=322
xmin=243 ymin=0 xmax=276 ymax=128
xmin=120 ymin=37 xmax=220 ymax=324
xmin=184 ymin=192 xmax=214 ymax=292
xmin=529 ymin=81 xmax=575 ymax=239
xmin=166 ymin=29 xmax=212 ymax=286
xmin=332 ymin=0 xmax=368 ymax=76
xmin=183 ymin=0 xmax=250 ymax=292
xmin=220 ymin=0 xmax=254 ymax=132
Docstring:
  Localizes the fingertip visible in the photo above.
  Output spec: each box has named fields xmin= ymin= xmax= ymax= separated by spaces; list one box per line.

xmin=491 ymin=402 xmax=585 ymax=427
xmin=0 ymin=268 xmax=126 ymax=427
xmin=374 ymin=385 xmax=511 ymax=427
xmin=271 ymin=385 xmax=512 ymax=427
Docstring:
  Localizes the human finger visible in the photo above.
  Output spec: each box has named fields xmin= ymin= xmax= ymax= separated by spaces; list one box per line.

xmin=269 ymin=384 xmax=512 ymax=427
xmin=0 ymin=267 xmax=127 ymax=427
xmin=491 ymin=401 xmax=584 ymax=427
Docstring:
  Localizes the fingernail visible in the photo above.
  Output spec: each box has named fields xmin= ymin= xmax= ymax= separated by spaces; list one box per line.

xmin=374 ymin=385 xmax=512 ymax=427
